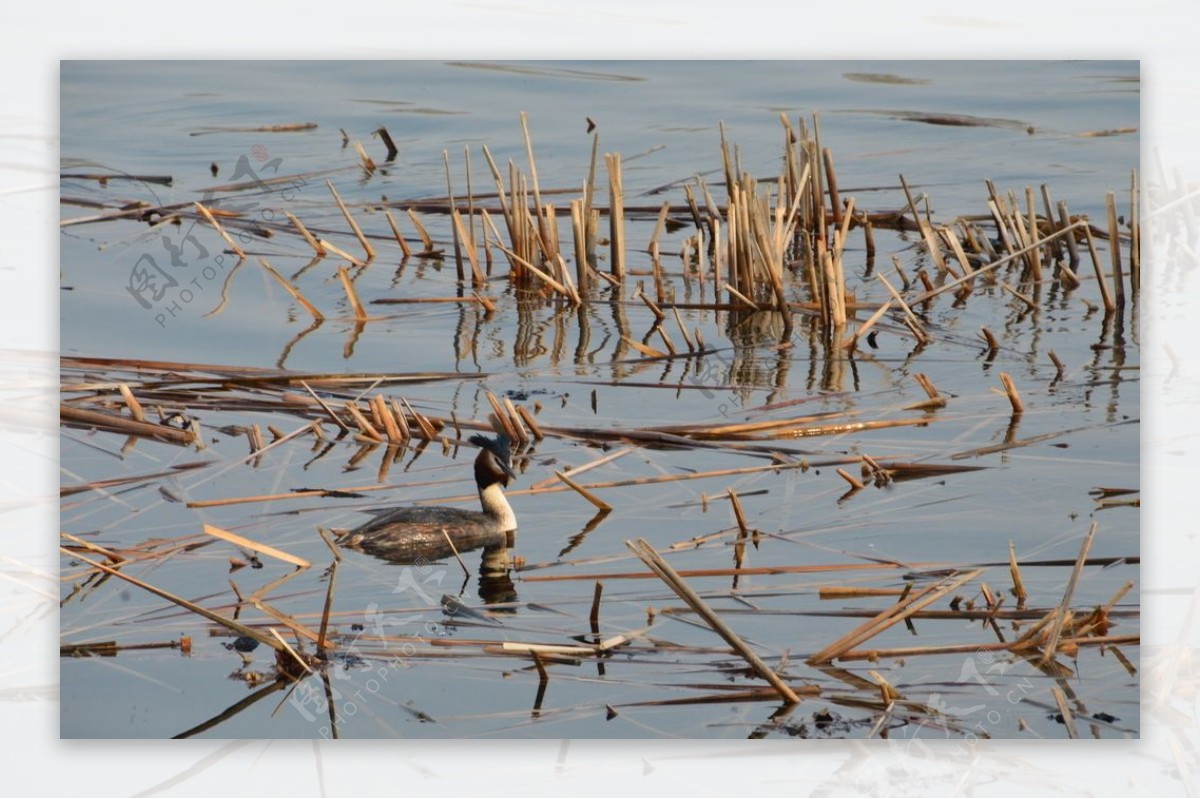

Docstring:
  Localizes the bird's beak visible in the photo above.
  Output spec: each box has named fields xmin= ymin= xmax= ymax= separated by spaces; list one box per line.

xmin=499 ymin=459 xmax=517 ymax=485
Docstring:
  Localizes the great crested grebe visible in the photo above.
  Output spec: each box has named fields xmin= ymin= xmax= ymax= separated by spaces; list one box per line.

xmin=338 ymin=433 xmax=518 ymax=562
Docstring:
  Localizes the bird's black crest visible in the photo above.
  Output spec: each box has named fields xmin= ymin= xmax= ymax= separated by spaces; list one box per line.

xmin=469 ymin=433 xmax=511 ymax=462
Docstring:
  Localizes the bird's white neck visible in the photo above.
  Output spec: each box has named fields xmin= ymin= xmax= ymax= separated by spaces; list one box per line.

xmin=479 ymin=481 xmax=517 ymax=532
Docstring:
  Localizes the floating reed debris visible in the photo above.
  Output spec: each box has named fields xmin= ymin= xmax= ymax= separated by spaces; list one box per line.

xmin=63 ymin=548 xmax=286 ymax=654
xmin=61 ymin=404 xmax=196 ymax=445
xmin=627 ymin=538 xmax=802 ymax=704
xmin=836 ymin=468 xmax=865 ymax=490
xmin=807 ymin=569 xmax=983 ymax=665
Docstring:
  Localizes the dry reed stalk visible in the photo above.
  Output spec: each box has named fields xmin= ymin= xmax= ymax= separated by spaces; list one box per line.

xmin=61 ymin=404 xmax=196 ymax=445
xmin=286 ymin=213 xmax=326 ymax=254
xmin=941 ymin=225 xmax=974 ymax=277
xmin=656 ymin=326 xmax=679 ymax=356
xmin=648 ymin=200 xmax=671 ymax=258
xmin=1129 ymin=169 xmax=1140 ymax=291
xmin=1051 ymin=687 xmax=1078 ymax=738
xmin=529 ymin=447 xmax=631 ymax=490
xmin=326 ymin=180 xmax=376 ymax=260
xmin=627 ymin=538 xmax=801 ymax=704
xmin=405 ymin=209 xmax=441 ymax=256
xmin=836 ymin=468 xmax=865 ymax=490
xmin=494 ymin=243 xmax=570 ymax=297
xmin=116 ymin=383 xmax=145 ymax=422
xmin=344 ymin=400 xmax=383 ymax=441
xmin=383 ymin=210 xmax=413 ymax=259
xmin=268 ymin=628 xmax=314 ymax=675
xmin=891 ymin=255 xmax=911 ymax=290
xmin=606 ymin=152 xmax=626 ymax=278
xmin=336 ymin=267 xmax=368 ymax=321
xmin=590 ymin=581 xmax=603 ymax=631
xmin=1008 ymin=540 xmax=1028 ymax=608
xmin=352 ymin=140 xmax=376 ymax=173
xmin=1106 ymin=190 xmax=1125 ymax=304
xmin=522 ymin=560 xmax=914 ymax=583
xmin=1100 ymin=580 xmax=1135 ymax=616
xmin=194 ymin=202 xmax=246 ymax=258
xmin=502 ymin=396 xmax=529 ymax=446
xmin=316 ymin=559 xmax=338 ymax=655
xmin=818 ymin=586 xmax=906 ymax=599
xmin=484 ymin=391 xmax=520 ymax=443
xmin=316 ymin=238 xmax=365 ymax=267
xmin=389 ymin=398 xmax=412 ymax=441
xmin=299 ymin=380 xmax=349 ymax=432
xmin=638 ymin=290 xmax=666 ymax=322
xmin=401 ymin=397 xmax=439 ymax=439
xmin=841 ymin=299 xmax=893 ymax=351
xmin=874 ymin=273 xmax=928 ymax=344
xmin=1024 ymin=186 xmax=1042 ymax=280
xmin=569 ymin=199 xmax=589 ymax=291
xmin=621 ymin=336 xmax=667 ymax=359
xmin=832 ymin=634 xmax=1139 ymax=662
xmin=1048 ymin=350 xmax=1066 ymax=379
xmin=980 ymin=327 xmax=1000 ymax=353
xmin=915 ymin=220 xmax=1090 ymax=303
xmin=372 ymin=395 xmax=403 ymax=443
xmin=63 ymin=548 xmax=285 ymax=653
xmin=1041 ymin=520 xmax=1098 ymax=664
xmin=258 ymin=259 xmax=324 ymax=320
xmin=1055 ymin=200 xmax=1081 ymax=267
xmin=1082 ymin=226 xmax=1117 ymax=312
xmin=450 ymin=209 xmax=486 ymax=284
xmin=899 ymin=175 xmax=947 ymax=273
xmin=1000 ymin=281 xmax=1038 ymax=311
xmin=868 ymin=670 xmax=902 ymax=703
xmin=727 ymin=488 xmax=751 ymax=536
xmin=807 ymin=569 xmax=983 ymax=664
xmin=514 ymin=404 xmax=543 ymax=440
xmin=723 ymin=282 xmax=760 ymax=310
xmin=998 ymin=372 xmax=1025 ymax=414
xmin=823 ymin=147 xmax=842 ymax=228
xmin=556 ymin=470 xmax=612 ymax=511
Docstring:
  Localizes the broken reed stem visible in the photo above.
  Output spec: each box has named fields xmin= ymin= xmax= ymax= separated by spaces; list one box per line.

xmin=998 ymin=372 xmax=1025 ymax=414
xmin=1041 ymin=520 xmax=1098 ymax=664
xmin=316 ymin=238 xmax=365 ymax=267
xmin=383 ymin=210 xmax=413 ymax=259
xmin=284 ymin=211 xmax=326 ymax=256
xmin=326 ymin=179 xmax=375 ymax=260
xmin=841 ymin=299 xmax=893 ymax=351
xmin=836 ymin=468 xmax=865 ymax=490
xmin=258 ymin=258 xmax=324 ymax=320
xmin=1082 ymin=226 xmax=1117 ymax=312
xmin=627 ymin=538 xmax=801 ymax=704
xmin=336 ymin=266 xmax=368 ymax=321
xmin=116 ymin=383 xmax=144 ymax=422
xmin=405 ymin=209 xmax=439 ymax=256
xmin=1106 ymin=190 xmax=1125 ymax=305
xmin=727 ymin=488 xmax=751 ymax=535
xmin=1008 ymin=540 xmax=1028 ymax=608
xmin=556 ymin=470 xmax=612 ymax=511
xmin=1052 ymin=687 xmax=1079 ymax=738
xmin=194 ymin=202 xmax=246 ymax=258
xmin=875 ymin=272 xmax=928 ymax=344
xmin=606 ymin=152 xmax=626 ymax=279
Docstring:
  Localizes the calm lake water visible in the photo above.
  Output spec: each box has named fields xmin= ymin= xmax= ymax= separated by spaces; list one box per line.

xmin=60 ymin=60 xmax=1139 ymax=739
